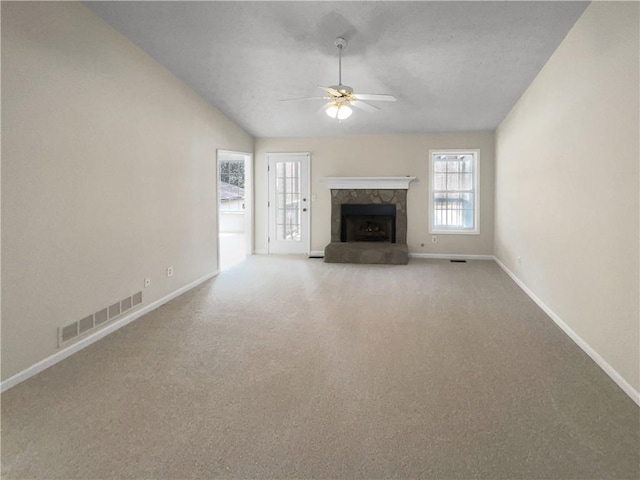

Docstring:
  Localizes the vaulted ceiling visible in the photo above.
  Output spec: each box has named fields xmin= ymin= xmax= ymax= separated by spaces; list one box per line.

xmin=86 ymin=1 xmax=588 ymax=137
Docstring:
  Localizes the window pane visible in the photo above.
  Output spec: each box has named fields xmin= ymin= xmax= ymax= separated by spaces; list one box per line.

xmin=219 ymin=159 xmax=245 ymax=212
xmin=447 ymin=173 xmax=459 ymax=190
xmin=460 ymin=173 xmax=472 ymax=190
xmin=434 ymin=160 xmax=446 ymax=173
xmin=435 ymin=174 xmax=446 ymax=190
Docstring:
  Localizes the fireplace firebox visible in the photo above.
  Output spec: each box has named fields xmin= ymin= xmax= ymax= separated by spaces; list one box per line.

xmin=341 ymin=204 xmax=396 ymax=243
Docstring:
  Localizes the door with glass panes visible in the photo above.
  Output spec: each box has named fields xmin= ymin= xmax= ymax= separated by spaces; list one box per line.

xmin=267 ymin=153 xmax=310 ymax=254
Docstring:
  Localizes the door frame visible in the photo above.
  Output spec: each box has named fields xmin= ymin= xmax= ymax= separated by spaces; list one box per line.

xmin=266 ymin=152 xmax=311 ymax=255
xmin=216 ymin=149 xmax=253 ymax=268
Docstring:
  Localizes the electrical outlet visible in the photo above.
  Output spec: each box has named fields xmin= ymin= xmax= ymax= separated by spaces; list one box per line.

xmin=420 ymin=243 xmax=425 ymax=247
xmin=167 ymin=266 xmax=174 ymax=277
xmin=432 ymin=236 xmax=438 ymax=243
xmin=144 ymin=278 xmax=151 ymax=288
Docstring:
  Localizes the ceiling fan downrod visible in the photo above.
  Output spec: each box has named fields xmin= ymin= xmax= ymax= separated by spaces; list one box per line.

xmin=334 ymin=37 xmax=347 ymax=87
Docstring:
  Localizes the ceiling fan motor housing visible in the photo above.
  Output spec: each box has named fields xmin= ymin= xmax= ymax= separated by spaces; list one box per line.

xmin=331 ymin=84 xmax=353 ymax=96
xmin=334 ymin=37 xmax=347 ymax=49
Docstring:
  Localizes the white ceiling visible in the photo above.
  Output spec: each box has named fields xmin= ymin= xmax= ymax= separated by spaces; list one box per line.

xmin=86 ymin=1 xmax=588 ymax=138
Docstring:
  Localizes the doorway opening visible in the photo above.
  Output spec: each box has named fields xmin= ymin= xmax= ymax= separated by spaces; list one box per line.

xmin=217 ymin=150 xmax=252 ymax=270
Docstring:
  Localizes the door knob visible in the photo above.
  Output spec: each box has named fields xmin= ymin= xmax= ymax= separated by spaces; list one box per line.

xmin=303 ymin=208 xmax=307 ymax=212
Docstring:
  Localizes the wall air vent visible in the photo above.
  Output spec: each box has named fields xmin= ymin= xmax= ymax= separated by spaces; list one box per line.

xmin=58 ymin=291 xmax=143 ymax=347
xmin=61 ymin=322 xmax=79 ymax=343
xmin=121 ymin=296 xmax=132 ymax=312
xmin=108 ymin=302 xmax=121 ymax=319
xmin=78 ymin=315 xmax=94 ymax=334
xmin=95 ymin=308 xmax=108 ymax=325
xmin=132 ymin=292 xmax=142 ymax=306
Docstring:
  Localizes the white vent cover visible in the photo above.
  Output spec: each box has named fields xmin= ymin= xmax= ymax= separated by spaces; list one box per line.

xmin=132 ymin=292 xmax=142 ymax=306
xmin=121 ymin=296 xmax=132 ymax=312
xmin=61 ymin=323 xmax=78 ymax=343
xmin=108 ymin=302 xmax=121 ymax=319
xmin=58 ymin=290 xmax=143 ymax=347
xmin=95 ymin=308 xmax=108 ymax=325
xmin=78 ymin=315 xmax=94 ymax=334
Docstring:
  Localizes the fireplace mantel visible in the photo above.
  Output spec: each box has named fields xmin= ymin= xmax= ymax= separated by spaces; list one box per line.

xmin=320 ymin=176 xmax=417 ymax=190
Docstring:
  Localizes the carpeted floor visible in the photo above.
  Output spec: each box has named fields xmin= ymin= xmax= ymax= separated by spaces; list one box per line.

xmin=1 ymin=256 xmax=638 ymax=479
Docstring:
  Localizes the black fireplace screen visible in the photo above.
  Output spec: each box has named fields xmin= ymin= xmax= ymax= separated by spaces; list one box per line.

xmin=341 ymin=204 xmax=397 ymax=243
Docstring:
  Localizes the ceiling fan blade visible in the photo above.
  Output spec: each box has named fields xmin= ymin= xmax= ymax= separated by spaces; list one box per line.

xmin=353 ymin=93 xmax=397 ymax=102
xmin=351 ymin=100 xmax=380 ymax=112
xmin=318 ymin=85 xmax=342 ymax=97
xmin=280 ymin=96 xmax=328 ymax=102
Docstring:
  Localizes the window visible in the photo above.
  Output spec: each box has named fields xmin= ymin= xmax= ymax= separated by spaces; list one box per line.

xmin=429 ymin=150 xmax=479 ymax=234
xmin=218 ymin=159 xmax=245 ymax=213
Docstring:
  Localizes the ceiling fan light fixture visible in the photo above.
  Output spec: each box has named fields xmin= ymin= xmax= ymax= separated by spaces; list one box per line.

xmin=280 ymin=36 xmax=396 ymax=119
xmin=326 ymin=104 xmax=352 ymax=120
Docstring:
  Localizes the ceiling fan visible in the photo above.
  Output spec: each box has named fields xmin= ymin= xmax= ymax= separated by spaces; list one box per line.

xmin=281 ymin=37 xmax=397 ymax=120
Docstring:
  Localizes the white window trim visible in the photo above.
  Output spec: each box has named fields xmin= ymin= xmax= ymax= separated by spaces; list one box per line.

xmin=428 ymin=149 xmax=480 ymax=235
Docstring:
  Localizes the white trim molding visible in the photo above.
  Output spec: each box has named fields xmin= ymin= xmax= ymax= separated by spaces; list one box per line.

xmin=409 ymin=253 xmax=494 ymax=260
xmin=0 ymin=271 xmax=220 ymax=393
xmin=320 ymin=176 xmax=417 ymax=190
xmin=494 ymin=256 xmax=640 ymax=406
xmin=308 ymin=251 xmax=325 ymax=258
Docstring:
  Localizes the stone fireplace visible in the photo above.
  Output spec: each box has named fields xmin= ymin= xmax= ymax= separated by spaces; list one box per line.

xmin=320 ymin=177 xmax=416 ymax=264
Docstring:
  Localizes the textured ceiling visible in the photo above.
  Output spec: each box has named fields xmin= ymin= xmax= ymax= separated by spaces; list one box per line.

xmin=86 ymin=1 xmax=588 ymax=137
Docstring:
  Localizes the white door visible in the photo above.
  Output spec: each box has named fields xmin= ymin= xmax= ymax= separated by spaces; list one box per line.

xmin=268 ymin=153 xmax=310 ymax=254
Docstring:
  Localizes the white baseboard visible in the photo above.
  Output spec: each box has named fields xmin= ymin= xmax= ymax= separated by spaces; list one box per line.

xmin=254 ymin=249 xmax=267 ymax=255
xmin=0 ymin=270 xmax=220 ymax=393
xmin=409 ymin=253 xmax=495 ymax=260
xmin=493 ymin=256 xmax=640 ymax=406
xmin=308 ymin=250 xmax=325 ymax=258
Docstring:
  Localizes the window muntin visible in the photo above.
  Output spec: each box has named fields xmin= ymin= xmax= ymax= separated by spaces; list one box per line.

xmin=218 ymin=159 xmax=245 ymax=213
xmin=429 ymin=150 xmax=479 ymax=234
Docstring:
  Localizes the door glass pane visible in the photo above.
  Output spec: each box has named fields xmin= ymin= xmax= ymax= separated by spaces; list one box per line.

xmin=276 ymin=161 xmax=301 ymax=242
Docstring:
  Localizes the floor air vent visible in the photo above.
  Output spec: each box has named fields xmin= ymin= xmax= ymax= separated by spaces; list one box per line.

xmin=58 ymin=291 xmax=143 ymax=347
xmin=450 ymin=259 xmax=467 ymax=263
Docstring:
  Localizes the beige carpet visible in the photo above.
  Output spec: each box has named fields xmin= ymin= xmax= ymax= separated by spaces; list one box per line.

xmin=1 ymin=257 xmax=638 ymax=479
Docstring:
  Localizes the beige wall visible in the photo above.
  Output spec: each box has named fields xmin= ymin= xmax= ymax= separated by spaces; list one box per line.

xmin=495 ymin=2 xmax=639 ymax=392
xmin=255 ymin=132 xmax=495 ymax=255
xmin=1 ymin=2 xmax=253 ymax=381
